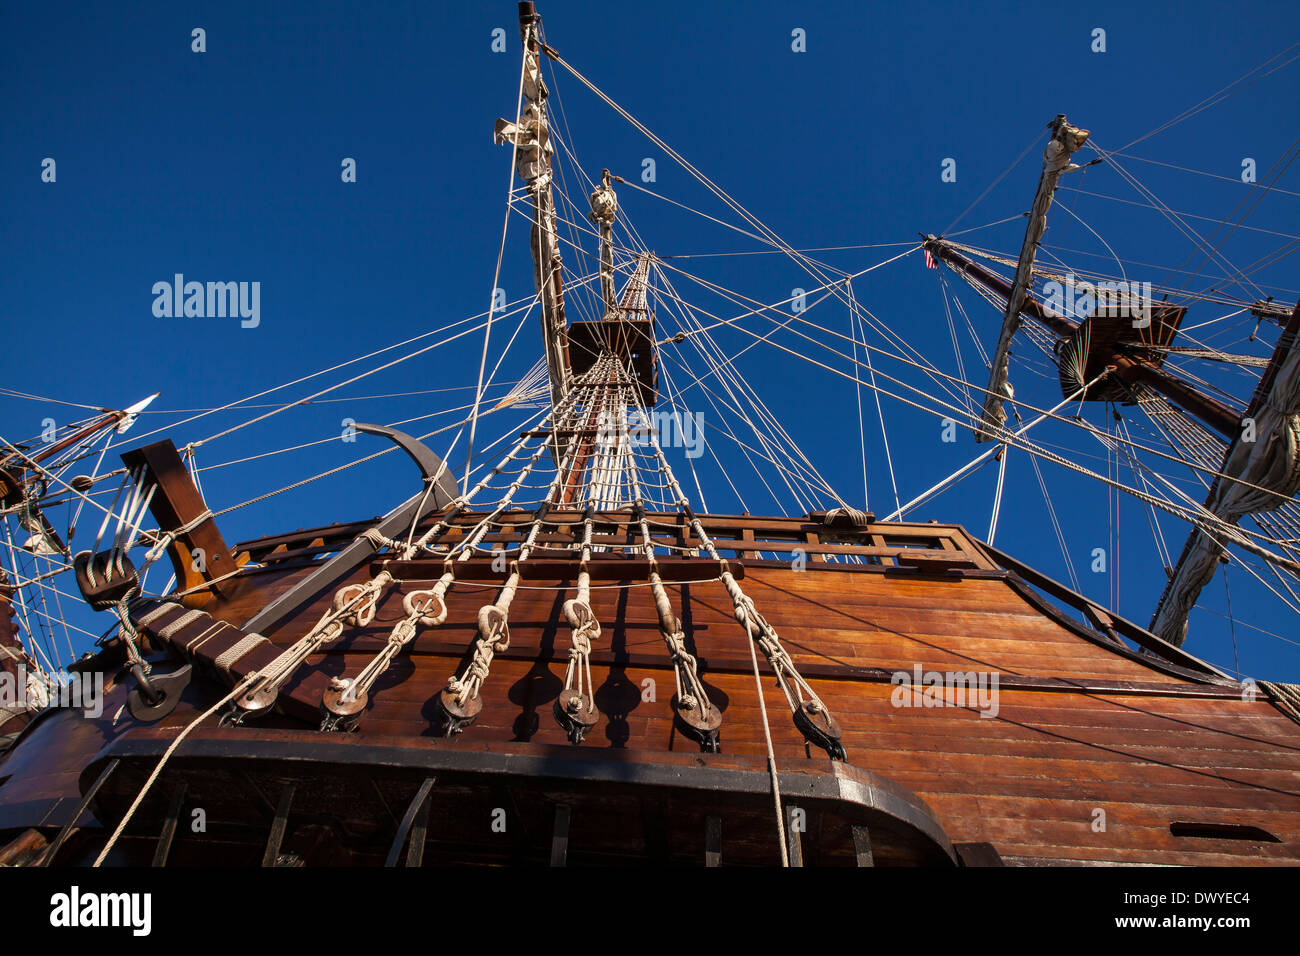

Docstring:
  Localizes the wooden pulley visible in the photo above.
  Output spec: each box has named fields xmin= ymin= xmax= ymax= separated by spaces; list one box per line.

xmin=402 ymin=588 xmax=446 ymax=626
xmin=73 ymin=550 xmax=140 ymax=612
xmin=553 ymin=689 xmax=598 ymax=744
xmin=673 ymin=694 xmax=723 ymax=753
xmin=230 ymin=682 xmax=280 ymax=721
xmin=436 ymin=684 xmax=483 ymax=736
xmin=321 ymin=677 xmax=368 ymax=730
xmin=793 ymin=700 xmax=846 ymax=761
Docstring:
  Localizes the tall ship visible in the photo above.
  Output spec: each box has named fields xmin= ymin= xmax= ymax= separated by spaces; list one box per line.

xmin=1 ymin=4 xmax=1298 ymax=868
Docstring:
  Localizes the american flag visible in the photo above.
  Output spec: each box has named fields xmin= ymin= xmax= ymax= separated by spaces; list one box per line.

xmin=924 ymin=248 xmax=937 ymax=269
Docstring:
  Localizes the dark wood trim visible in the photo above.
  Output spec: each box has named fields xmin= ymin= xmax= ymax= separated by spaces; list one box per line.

xmin=852 ymin=824 xmax=874 ymax=867
xmin=151 ymin=782 xmax=187 ymax=867
xmin=261 ymin=784 xmax=295 ymax=867
xmin=86 ymin=729 xmax=958 ymax=865
xmin=550 ymin=803 xmax=571 ymax=867
xmin=40 ymin=758 xmax=120 ymax=867
xmin=120 ymin=441 xmax=236 ymax=597
xmin=385 ymin=776 xmax=435 ymax=868
xmin=982 ymin=540 xmax=1233 ymax=683
xmin=705 ymin=815 xmax=722 ymax=867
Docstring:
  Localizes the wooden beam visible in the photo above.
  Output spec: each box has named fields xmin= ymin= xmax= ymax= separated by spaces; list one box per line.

xmin=151 ymin=783 xmax=188 ymax=867
xmin=380 ymin=556 xmax=742 ymax=583
xmin=40 ymin=758 xmax=120 ymax=867
xmin=0 ymin=828 xmax=47 ymax=867
xmin=851 ymin=824 xmax=875 ymax=867
xmin=550 ymin=803 xmax=570 ymax=867
xmin=705 ymin=815 xmax=722 ymax=867
xmin=385 ymin=776 xmax=436 ymax=868
xmin=120 ymin=441 xmax=236 ymax=597
xmin=261 ymin=784 xmax=295 ymax=867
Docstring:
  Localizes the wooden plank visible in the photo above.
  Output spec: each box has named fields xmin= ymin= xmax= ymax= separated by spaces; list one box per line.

xmin=39 ymin=758 xmax=119 ymax=867
xmin=851 ymin=824 xmax=874 ymax=867
xmin=261 ymin=784 xmax=295 ymax=868
xmin=385 ymin=776 xmax=435 ymax=868
xmin=551 ymin=803 xmax=571 ymax=867
xmin=151 ymin=783 xmax=188 ymax=867
xmin=786 ymin=805 xmax=804 ymax=867
xmin=705 ymin=815 xmax=722 ymax=867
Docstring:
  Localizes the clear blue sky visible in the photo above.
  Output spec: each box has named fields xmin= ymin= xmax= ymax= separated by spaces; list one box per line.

xmin=3 ymin=1 xmax=1298 ymax=681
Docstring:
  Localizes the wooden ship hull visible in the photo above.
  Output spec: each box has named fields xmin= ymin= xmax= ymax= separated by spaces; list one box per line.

xmin=3 ymin=3 xmax=1299 ymax=871
xmin=2 ymin=484 xmax=1297 ymax=867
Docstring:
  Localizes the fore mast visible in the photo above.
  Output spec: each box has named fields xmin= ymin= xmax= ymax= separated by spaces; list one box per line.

xmin=924 ymin=114 xmax=1300 ymax=649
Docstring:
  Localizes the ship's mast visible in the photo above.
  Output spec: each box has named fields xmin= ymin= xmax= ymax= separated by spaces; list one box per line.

xmin=975 ymin=115 xmax=1090 ymax=442
xmin=925 ymin=115 xmax=1300 ymax=648
xmin=499 ymin=1 xmax=572 ymax=413
xmin=923 ymin=238 xmax=1243 ymax=439
xmin=1151 ymin=298 xmax=1300 ymax=645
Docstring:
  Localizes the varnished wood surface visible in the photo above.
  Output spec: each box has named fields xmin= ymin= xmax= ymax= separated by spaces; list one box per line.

xmin=2 ymin=524 xmax=1298 ymax=866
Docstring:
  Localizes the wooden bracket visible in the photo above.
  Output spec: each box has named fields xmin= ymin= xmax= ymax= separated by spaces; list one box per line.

xmin=151 ymin=782 xmax=188 ymax=867
xmin=261 ymin=784 xmax=296 ymax=867
xmin=784 ymin=805 xmax=805 ymax=867
xmin=550 ymin=803 xmax=571 ymax=867
xmin=120 ymin=440 xmax=237 ymax=599
xmin=385 ymin=777 xmax=436 ymax=868
xmin=851 ymin=824 xmax=875 ymax=867
xmin=705 ymin=815 xmax=722 ymax=867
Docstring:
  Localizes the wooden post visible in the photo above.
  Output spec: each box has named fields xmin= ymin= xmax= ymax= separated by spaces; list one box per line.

xmin=151 ymin=783 xmax=188 ymax=867
xmin=550 ymin=803 xmax=571 ymax=867
xmin=40 ymin=759 xmax=120 ymax=867
xmin=851 ymin=824 xmax=875 ymax=867
xmin=120 ymin=440 xmax=236 ymax=597
xmin=261 ymin=784 xmax=295 ymax=867
xmin=785 ymin=805 xmax=804 ymax=867
xmin=705 ymin=815 xmax=722 ymax=867
xmin=385 ymin=776 xmax=436 ymax=868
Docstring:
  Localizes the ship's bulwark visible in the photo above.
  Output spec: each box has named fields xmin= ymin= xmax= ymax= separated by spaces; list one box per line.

xmin=1 ymin=512 xmax=1297 ymax=866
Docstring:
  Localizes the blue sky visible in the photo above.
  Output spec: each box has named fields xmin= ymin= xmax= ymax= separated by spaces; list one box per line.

xmin=3 ymin=0 xmax=1299 ymax=681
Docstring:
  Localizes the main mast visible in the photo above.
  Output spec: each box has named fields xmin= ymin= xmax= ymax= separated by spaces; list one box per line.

xmin=497 ymin=2 xmax=572 ymax=414
xmin=474 ymin=5 xmax=846 ymax=757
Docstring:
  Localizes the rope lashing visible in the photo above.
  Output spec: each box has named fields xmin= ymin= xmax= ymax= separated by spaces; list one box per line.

xmin=823 ymin=505 xmax=871 ymax=527
xmin=642 ymin=398 xmax=847 ymax=759
xmin=237 ymin=377 xmax=597 ymax=728
xmin=555 ymin=503 xmax=600 ymax=743
xmin=438 ymin=359 xmax=618 ymax=736
xmin=629 ymin=495 xmax=721 ymax=751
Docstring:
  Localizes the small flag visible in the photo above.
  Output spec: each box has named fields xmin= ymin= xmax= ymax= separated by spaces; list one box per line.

xmin=924 ymin=248 xmax=937 ymax=269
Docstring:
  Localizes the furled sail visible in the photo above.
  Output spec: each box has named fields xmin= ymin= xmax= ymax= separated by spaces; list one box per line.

xmin=1152 ymin=306 xmax=1300 ymax=645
